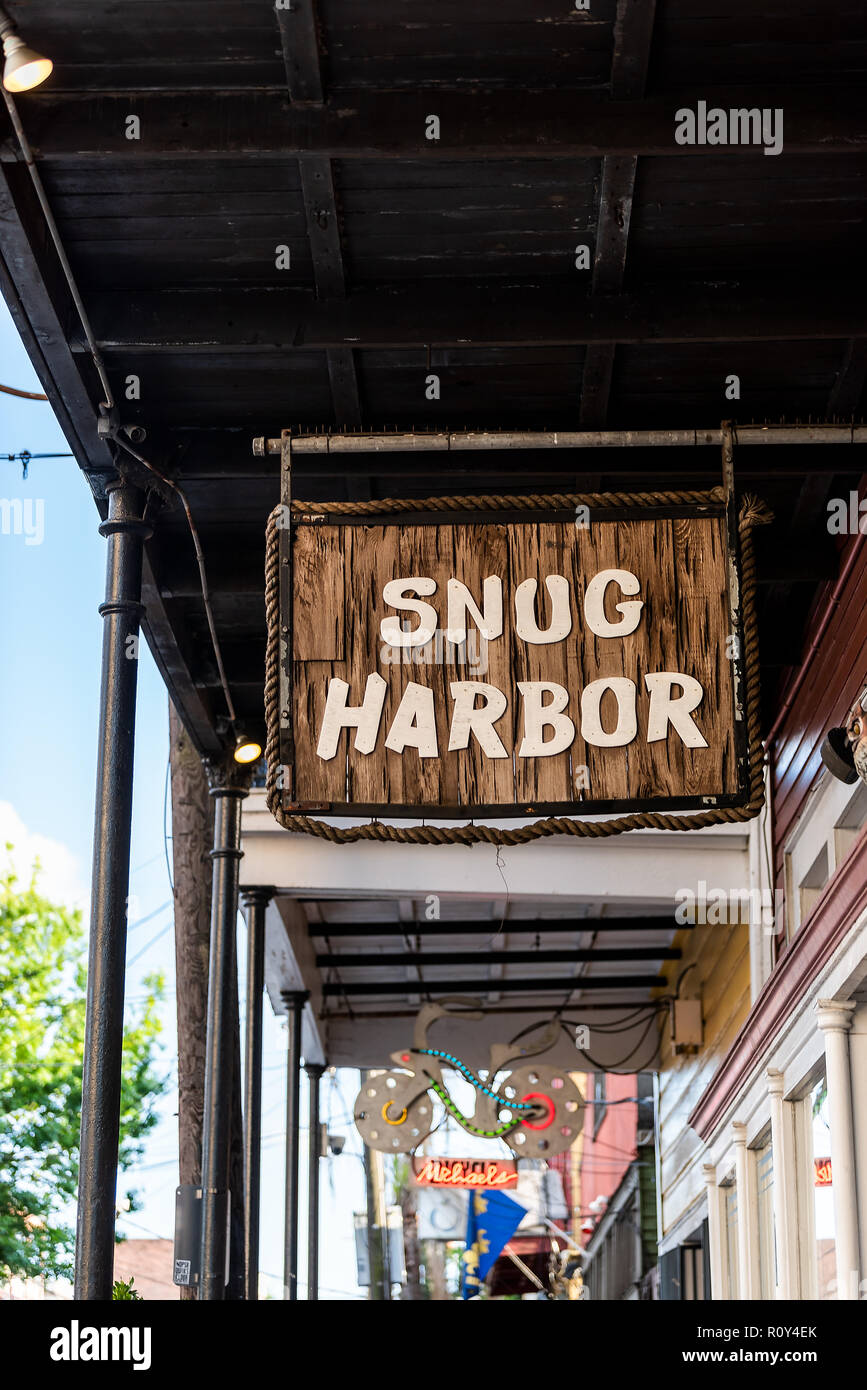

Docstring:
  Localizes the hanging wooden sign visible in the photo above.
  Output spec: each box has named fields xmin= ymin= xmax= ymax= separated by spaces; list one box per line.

xmin=272 ymin=483 xmax=756 ymax=822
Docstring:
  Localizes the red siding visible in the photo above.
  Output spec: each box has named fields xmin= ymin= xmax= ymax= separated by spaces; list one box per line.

xmin=772 ymin=525 xmax=867 ymax=866
xmin=578 ymin=1072 xmax=639 ymax=1245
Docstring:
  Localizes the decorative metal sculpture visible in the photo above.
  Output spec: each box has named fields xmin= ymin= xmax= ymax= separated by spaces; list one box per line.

xmin=354 ymin=998 xmax=585 ymax=1159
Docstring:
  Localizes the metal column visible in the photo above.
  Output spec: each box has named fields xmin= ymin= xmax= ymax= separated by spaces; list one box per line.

xmin=240 ymin=886 xmax=273 ymax=1301
xmin=75 ymin=481 xmax=151 ymax=1302
xmin=199 ymin=768 xmax=248 ymax=1301
xmin=282 ymin=990 xmax=308 ymax=1300
xmin=305 ymin=1062 xmax=325 ymax=1300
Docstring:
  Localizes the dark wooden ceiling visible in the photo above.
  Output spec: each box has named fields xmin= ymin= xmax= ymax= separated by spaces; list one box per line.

xmin=1 ymin=0 xmax=866 ymax=753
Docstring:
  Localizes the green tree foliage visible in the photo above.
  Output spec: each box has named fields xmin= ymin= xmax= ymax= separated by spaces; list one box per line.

xmin=0 ymin=858 xmax=167 ymax=1281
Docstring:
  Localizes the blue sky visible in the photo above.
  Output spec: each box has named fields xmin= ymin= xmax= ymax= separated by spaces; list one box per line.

xmin=0 ymin=298 xmax=368 ymax=1299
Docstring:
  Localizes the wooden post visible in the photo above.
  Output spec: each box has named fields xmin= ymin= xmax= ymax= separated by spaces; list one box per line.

xmin=168 ymin=700 xmax=214 ymax=1300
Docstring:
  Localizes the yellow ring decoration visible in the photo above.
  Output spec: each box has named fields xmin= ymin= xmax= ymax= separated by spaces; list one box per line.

xmin=382 ymin=1100 xmax=408 ymax=1126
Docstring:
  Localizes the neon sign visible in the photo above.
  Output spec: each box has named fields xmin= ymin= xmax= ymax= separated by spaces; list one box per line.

xmin=413 ymin=1157 xmax=519 ymax=1189
xmin=814 ymin=1156 xmax=832 ymax=1187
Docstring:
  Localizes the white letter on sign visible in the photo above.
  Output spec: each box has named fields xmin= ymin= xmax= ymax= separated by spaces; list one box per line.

xmin=514 ymin=576 xmax=572 ymax=644
xmin=380 ymin=578 xmax=438 ymax=648
xmin=445 ymin=577 xmax=503 ymax=645
xmin=644 ymin=673 xmax=708 ymax=747
xmin=581 ymin=677 xmax=637 ymax=746
xmin=384 ymin=682 xmax=439 ymax=757
xmin=583 ymin=570 xmax=643 ymax=638
xmin=317 ymin=674 xmax=387 ymax=760
xmin=517 ymin=682 xmax=575 ymax=757
xmin=448 ymin=682 xmax=509 ymax=758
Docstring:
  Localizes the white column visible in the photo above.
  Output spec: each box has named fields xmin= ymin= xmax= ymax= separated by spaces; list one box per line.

xmin=816 ymin=999 xmax=859 ymax=1300
xmin=732 ymin=1121 xmax=759 ymax=1299
xmin=849 ymin=1003 xmax=867 ymax=1288
xmin=767 ymin=1068 xmax=797 ymax=1298
xmin=702 ymin=1163 xmax=726 ymax=1300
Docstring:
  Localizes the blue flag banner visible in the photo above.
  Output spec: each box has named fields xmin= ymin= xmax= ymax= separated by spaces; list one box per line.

xmin=461 ymin=1189 xmax=526 ymax=1299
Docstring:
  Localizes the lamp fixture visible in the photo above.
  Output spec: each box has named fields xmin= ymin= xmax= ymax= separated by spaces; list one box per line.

xmin=0 ymin=7 xmax=53 ymax=92
xmin=821 ymin=684 xmax=867 ymax=785
xmin=233 ymin=730 xmax=262 ymax=765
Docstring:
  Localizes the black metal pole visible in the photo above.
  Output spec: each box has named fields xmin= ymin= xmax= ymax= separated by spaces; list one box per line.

xmin=305 ymin=1062 xmax=325 ymax=1301
xmin=282 ymin=990 xmax=308 ymax=1300
xmin=199 ymin=768 xmax=248 ymax=1301
xmin=74 ymin=481 xmax=151 ymax=1302
xmin=240 ymin=886 xmax=273 ymax=1301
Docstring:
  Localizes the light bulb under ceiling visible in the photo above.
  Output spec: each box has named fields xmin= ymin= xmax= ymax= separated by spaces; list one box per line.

xmin=2 ymin=34 xmax=52 ymax=92
xmin=233 ymin=731 xmax=262 ymax=765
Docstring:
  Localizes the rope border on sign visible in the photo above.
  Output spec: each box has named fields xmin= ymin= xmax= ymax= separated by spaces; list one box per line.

xmin=263 ymin=488 xmax=772 ymax=845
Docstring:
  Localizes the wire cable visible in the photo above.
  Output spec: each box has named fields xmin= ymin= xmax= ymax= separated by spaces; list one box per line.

xmin=0 ymin=382 xmax=48 ymax=400
xmin=113 ymin=431 xmax=237 ymax=726
xmin=560 ymin=1009 xmax=661 ymax=1072
xmin=2 ymin=89 xmax=114 ymax=411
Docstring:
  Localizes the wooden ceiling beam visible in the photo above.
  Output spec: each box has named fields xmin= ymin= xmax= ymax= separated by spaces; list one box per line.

xmin=140 ymin=557 xmax=224 ymax=755
xmin=322 ymin=975 xmax=666 ymax=996
xmin=279 ymin=2 xmax=363 ymax=426
xmin=70 ymin=280 xmax=867 ymax=351
xmin=306 ymin=917 xmax=686 ymax=935
xmin=7 ymin=87 xmax=864 ymax=159
xmin=581 ymin=0 xmax=656 ymax=429
xmin=828 ymin=339 xmax=867 ymax=417
xmin=316 ymin=947 xmax=681 ymax=967
xmin=275 ymin=0 xmax=323 ymax=104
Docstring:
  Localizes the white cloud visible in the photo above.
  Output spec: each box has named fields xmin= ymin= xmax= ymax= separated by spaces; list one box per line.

xmin=0 ymin=802 xmax=87 ymax=910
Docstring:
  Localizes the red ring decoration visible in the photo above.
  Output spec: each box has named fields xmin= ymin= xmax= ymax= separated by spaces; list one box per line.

xmin=520 ymin=1092 xmax=556 ymax=1131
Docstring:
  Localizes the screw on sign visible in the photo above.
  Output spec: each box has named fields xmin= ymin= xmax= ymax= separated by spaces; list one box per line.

xmin=353 ymin=999 xmax=584 ymax=1159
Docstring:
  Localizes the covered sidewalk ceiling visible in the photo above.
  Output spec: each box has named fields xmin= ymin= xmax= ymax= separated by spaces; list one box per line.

xmin=1 ymin=1 xmax=864 ymax=1037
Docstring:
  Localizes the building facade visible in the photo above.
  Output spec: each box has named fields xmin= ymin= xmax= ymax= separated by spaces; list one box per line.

xmin=655 ymin=521 xmax=867 ymax=1300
